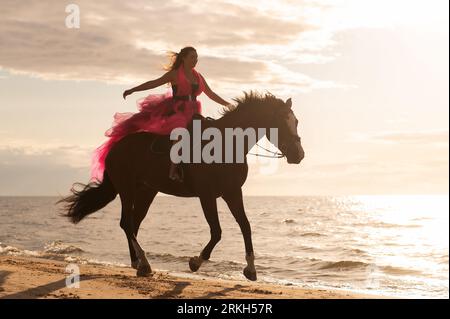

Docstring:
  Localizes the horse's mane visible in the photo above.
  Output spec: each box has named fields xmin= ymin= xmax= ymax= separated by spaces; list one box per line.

xmin=219 ymin=91 xmax=283 ymax=117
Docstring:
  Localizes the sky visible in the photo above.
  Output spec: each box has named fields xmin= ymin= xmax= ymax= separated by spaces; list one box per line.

xmin=0 ymin=0 xmax=448 ymax=196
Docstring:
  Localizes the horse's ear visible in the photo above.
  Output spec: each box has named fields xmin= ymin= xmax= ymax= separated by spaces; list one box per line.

xmin=285 ymin=98 xmax=292 ymax=108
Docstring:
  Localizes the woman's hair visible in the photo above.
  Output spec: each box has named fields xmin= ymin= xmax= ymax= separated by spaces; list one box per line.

xmin=165 ymin=46 xmax=197 ymax=71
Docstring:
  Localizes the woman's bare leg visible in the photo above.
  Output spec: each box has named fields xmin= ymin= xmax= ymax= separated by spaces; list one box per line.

xmin=169 ymin=137 xmax=183 ymax=182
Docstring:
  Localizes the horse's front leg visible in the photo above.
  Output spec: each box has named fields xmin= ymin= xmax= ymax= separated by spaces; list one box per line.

xmin=222 ymin=187 xmax=257 ymax=281
xmin=189 ymin=195 xmax=221 ymax=272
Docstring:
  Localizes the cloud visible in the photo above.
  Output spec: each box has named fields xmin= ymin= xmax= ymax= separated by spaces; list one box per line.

xmin=371 ymin=130 xmax=449 ymax=145
xmin=350 ymin=129 xmax=449 ymax=146
xmin=0 ymin=140 xmax=93 ymax=169
xmin=0 ymin=141 xmax=94 ymax=196
xmin=0 ymin=0 xmax=351 ymax=93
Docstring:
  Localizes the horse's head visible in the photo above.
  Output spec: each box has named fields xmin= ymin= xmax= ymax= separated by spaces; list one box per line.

xmin=268 ymin=98 xmax=304 ymax=164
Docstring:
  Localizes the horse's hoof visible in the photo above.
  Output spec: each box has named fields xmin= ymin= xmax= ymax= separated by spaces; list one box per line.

xmin=136 ymin=264 xmax=152 ymax=277
xmin=243 ymin=267 xmax=257 ymax=281
xmin=189 ymin=257 xmax=202 ymax=272
xmin=131 ymin=260 xmax=139 ymax=270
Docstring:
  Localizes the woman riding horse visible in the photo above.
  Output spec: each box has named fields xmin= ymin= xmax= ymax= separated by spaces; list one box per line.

xmin=91 ymin=46 xmax=233 ymax=183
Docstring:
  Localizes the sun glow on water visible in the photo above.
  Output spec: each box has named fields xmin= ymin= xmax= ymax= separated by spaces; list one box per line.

xmin=346 ymin=195 xmax=449 ymax=297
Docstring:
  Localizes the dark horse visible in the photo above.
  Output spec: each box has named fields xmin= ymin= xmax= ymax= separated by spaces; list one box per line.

xmin=57 ymin=91 xmax=304 ymax=280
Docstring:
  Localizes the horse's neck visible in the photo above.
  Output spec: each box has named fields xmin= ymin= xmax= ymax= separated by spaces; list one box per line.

xmin=215 ymin=105 xmax=270 ymax=154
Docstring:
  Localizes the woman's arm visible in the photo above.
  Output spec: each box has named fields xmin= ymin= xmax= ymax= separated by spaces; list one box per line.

xmin=123 ymin=70 xmax=175 ymax=99
xmin=200 ymin=74 xmax=232 ymax=108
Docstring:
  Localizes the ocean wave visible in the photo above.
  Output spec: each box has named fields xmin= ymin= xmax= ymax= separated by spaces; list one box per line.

xmin=0 ymin=242 xmax=42 ymax=257
xmin=317 ymin=260 xmax=370 ymax=271
xmin=63 ymin=255 xmax=127 ymax=267
xmin=0 ymin=241 xmax=129 ymax=268
xmin=411 ymin=217 xmax=433 ymax=221
xmin=44 ymin=241 xmax=84 ymax=254
xmin=299 ymin=232 xmax=325 ymax=237
xmin=341 ymin=248 xmax=367 ymax=255
xmin=0 ymin=241 xmax=84 ymax=260
xmin=380 ymin=265 xmax=424 ymax=276
xmin=353 ymin=222 xmax=422 ymax=229
xmin=146 ymin=252 xmax=191 ymax=263
xmin=336 ymin=248 xmax=369 ymax=258
xmin=439 ymin=256 xmax=449 ymax=265
xmin=314 ymin=258 xmax=423 ymax=276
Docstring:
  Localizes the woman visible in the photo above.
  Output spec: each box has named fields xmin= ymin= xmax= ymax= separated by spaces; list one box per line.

xmin=90 ymin=46 xmax=232 ymax=183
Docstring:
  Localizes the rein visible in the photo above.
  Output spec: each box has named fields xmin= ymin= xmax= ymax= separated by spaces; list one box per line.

xmin=248 ymin=143 xmax=284 ymax=158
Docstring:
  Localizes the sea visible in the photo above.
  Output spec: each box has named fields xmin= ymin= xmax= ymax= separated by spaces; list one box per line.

xmin=0 ymin=195 xmax=448 ymax=298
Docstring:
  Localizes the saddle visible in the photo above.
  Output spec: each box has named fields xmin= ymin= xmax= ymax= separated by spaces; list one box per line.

xmin=149 ymin=114 xmax=215 ymax=155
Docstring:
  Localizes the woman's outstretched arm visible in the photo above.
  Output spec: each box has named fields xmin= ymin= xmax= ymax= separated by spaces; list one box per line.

xmin=200 ymin=74 xmax=232 ymax=108
xmin=123 ymin=70 xmax=175 ymax=99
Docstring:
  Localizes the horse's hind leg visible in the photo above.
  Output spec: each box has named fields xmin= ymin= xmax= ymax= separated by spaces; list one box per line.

xmin=128 ymin=187 xmax=158 ymax=269
xmin=119 ymin=191 xmax=152 ymax=277
xmin=189 ymin=195 xmax=221 ymax=272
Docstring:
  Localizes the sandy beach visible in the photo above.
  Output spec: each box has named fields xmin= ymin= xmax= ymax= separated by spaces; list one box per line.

xmin=0 ymin=256 xmax=383 ymax=299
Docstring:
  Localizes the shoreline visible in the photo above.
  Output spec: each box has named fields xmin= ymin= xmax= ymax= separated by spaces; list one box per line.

xmin=0 ymin=255 xmax=385 ymax=299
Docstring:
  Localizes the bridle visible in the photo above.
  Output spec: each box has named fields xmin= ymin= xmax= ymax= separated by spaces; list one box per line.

xmin=248 ymin=135 xmax=301 ymax=159
xmin=248 ymin=110 xmax=301 ymax=159
xmin=248 ymin=143 xmax=284 ymax=158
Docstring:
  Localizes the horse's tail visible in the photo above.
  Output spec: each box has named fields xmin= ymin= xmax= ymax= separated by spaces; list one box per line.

xmin=57 ymin=172 xmax=117 ymax=224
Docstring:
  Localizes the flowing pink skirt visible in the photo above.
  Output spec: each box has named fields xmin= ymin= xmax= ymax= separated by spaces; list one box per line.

xmin=91 ymin=91 xmax=202 ymax=182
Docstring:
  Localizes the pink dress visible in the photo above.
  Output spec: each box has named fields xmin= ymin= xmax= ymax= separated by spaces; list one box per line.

xmin=90 ymin=66 xmax=205 ymax=182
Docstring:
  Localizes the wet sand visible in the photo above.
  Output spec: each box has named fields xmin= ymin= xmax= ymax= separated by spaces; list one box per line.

xmin=0 ymin=256 xmax=383 ymax=299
